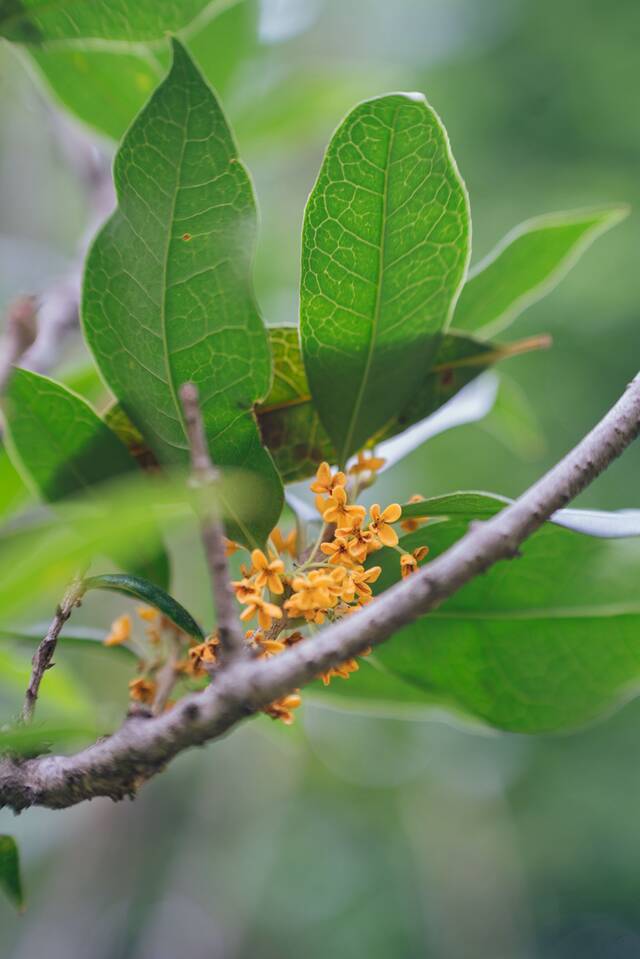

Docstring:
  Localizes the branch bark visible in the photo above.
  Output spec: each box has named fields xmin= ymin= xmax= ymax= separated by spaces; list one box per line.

xmin=0 ymin=296 xmax=38 ymax=396
xmin=179 ymin=382 xmax=247 ymax=662
xmin=1 ymin=373 xmax=639 ymax=812
xmin=21 ymin=578 xmax=86 ymax=724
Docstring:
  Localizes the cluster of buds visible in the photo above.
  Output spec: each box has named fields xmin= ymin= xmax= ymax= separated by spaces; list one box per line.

xmin=105 ymin=455 xmax=430 ymax=726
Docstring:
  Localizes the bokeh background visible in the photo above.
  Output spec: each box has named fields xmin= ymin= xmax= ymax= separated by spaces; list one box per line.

xmin=1 ymin=1 xmax=639 ymax=955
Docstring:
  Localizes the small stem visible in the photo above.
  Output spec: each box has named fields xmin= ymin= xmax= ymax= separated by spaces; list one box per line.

xmin=22 ymin=576 xmax=86 ymax=724
xmin=179 ymin=382 xmax=247 ymax=663
xmin=152 ymin=630 xmax=183 ymax=715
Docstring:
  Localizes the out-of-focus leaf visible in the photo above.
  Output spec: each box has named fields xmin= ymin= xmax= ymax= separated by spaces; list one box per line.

xmin=300 ymin=92 xmax=470 ymax=464
xmin=0 ymin=646 xmax=94 ymax=719
xmin=481 ymin=372 xmax=546 ymax=460
xmin=84 ymin=573 xmax=204 ymax=640
xmin=2 ymin=368 xmax=170 ymax=587
xmin=0 ymin=445 xmax=28 ymax=521
xmin=322 ymin=509 xmax=640 ymax=731
xmin=1 ymin=624 xmax=135 ymax=658
xmin=28 ymin=1 xmax=258 ymax=142
xmin=82 ymin=39 xmax=282 ymax=547
xmin=0 ymin=0 xmax=223 ymax=43
xmin=454 ymin=206 xmax=628 ymax=338
xmin=399 ymin=489 xmax=640 ymax=539
xmin=0 ymin=721 xmax=98 ymax=754
xmin=0 ymin=837 xmax=24 ymax=912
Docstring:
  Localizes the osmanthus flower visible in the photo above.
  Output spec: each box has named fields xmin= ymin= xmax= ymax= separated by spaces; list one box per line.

xmin=232 ymin=577 xmax=260 ymax=602
xmin=400 ymin=494 xmax=428 ymax=534
xmin=239 ymin=592 xmax=283 ymax=630
xmin=128 ymin=677 xmax=157 ymax=704
xmin=339 ymin=522 xmax=378 ymax=564
xmin=348 ymin=451 xmax=386 ymax=477
xmin=320 ymin=534 xmax=355 ymax=566
xmin=264 ymin=691 xmax=302 ymax=725
xmin=223 ymin=537 xmax=241 ymax=557
xmin=310 ymin=461 xmax=346 ymax=497
xmin=187 ymin=635 xmax=220 ymax=676
xmin=104 ymin=613 xmax=132 ymax=647
xmin=400 ymin=546 xmax=429 ymax=579
xmin=320 ymin=658 xmax=360 ymax=686
xmin=351 ymin=565 xmax=382 ymax=603
xmin=270 ymin=526 xmax=298 ymax=558
xmin=368 ymin=502 xmax=402 ymax=547
xmin=285 ymin=570 xmax=336 ymax=618
xmin=251 ymin=548 xmax=285 ymax=594
xmin=321 ymin=485 xmax=366 ymax=529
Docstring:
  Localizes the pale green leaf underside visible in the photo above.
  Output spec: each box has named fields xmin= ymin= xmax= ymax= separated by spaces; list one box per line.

xmin=301 ymin=92 xmax=470 ymax=464
xmin=0 ymin=0 xmax=216 ymax=43
xmin=82 ymin=39 xmax=282 ymax=546
xmin=454 ymin=205 xmax=628 ymax=338
xmin=329 ymin=517 xmax=640 ymax=733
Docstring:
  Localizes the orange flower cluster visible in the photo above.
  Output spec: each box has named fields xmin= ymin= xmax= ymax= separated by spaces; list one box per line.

xmin=106 ymin=454 xmax=430 ymax=727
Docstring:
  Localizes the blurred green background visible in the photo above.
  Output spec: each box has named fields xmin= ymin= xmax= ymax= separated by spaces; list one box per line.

xmin=1 ymin=0 xmax=639 ymax=955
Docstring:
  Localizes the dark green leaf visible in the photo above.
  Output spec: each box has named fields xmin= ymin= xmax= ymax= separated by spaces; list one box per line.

xmin=454 ymin=206 xmax=628 ymax=338
xmin=2 ymin=368 xmax=170 ymax=588
xmin=0 ymin=624 xmax=135 ymax=659
xmin=330 ymin=518 xmax=640 ymax=732
xmin=82 ymin=38 xmax=282 ymax=547
xmin=300 ymin=92 xmax=470 ymax=464
xmin=0 ymin=837 xmax=24 ymax=911
xmin=84 ymin=573 xmax=204 ymax=640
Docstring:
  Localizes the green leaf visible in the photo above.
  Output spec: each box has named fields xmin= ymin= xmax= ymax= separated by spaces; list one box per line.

xmin=84 ymin=573 xmax=204 ymax=640
xmin=258 ymin=328 xmax=535 ymax=482
xmin=2 ymin=368 xmax=170 ymax=588
xmin=0 ymin=0 xmax=218 ymax=43
xmin=28 ymin=1 xmax=258 ymax=142
xmin=453 ymin=206 xmax=628 ymax=338
xmin=300 ymin=92 xmax=470 ymax=465
xmin=0 ymin=837 xmax=24 ymax=912
xmin=328 ymin=517 xmax=640 ymax=733
xmin=82 ymin=38 xmax=282 ymax=548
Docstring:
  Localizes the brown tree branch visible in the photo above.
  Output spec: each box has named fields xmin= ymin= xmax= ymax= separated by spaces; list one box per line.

xmin=1 ymin=373 xmax=638 ymax=812
xmin=0 ymin=296 xmax=38 ymax=396
xmin=179 ymin=382 xmax=247 ymax=662
xmin=21 ymin=577 xmax=86 ymax=724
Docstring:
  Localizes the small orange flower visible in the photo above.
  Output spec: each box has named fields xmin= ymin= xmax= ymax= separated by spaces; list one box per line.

xmin=320 ymin=658 xmax=360 ymax=686
xmin=321 ymin=486 xmax=366 ymax=529
xmin=104 ymin=613 xmax=131 ymax=647
xmin=128 ymin=677 xmax=157 ymax=704
xmin=264 ymin=691 xmax=302 ymax=725
xmin=348 ymin=451 xmax=386 ymax=476
xmin=400 ymin=554 xmax=418 ymax=578
xmin=338 ymin=524 xmax=377 ymax=564
xmin=400 ymin=494 xmax=427 ymax=533
xmin=352 ymin=565 xmax=382 ymax=603
xmin=223 ymin=537 xmax=241 ymax=557
xmin=232 ymin=578 xmax=261 ymax=602
xmin=320 ymin=534 xmax=355 ymax=566
xmin=188 ymin=635 xmax=220 ymax=674
xmin=310 ymin=461 xmax=346 ymax=496
xmin=368 ymin=503 xmax=402 ymax=547
xmin=136 ymin=606 xmax=158 ymax=624
xmin=239 ymin=595 xmax=283 ymax=630
xmin=251 ymin=548 xmax=285 ymax=594
xmin=270 ymin=526 xmax=298 ymax=558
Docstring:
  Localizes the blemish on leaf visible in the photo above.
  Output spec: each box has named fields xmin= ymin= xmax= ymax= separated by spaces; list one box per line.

xmin=440 ymin=369 xmax=455 ymax=390
xmin=182 ymin=233 xmax=192 ymax=242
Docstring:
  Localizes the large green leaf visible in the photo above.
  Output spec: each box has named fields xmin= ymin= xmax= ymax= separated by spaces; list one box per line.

xmin=0 ymin=0 xmax=218 ymax=43
xmin=82 ymin=39 xmax=282 ymax=547
xmin=259 ymin=328 xmax=534 ymax=482
xmin=454 ymin=206 xmax=628 ymax=338
xmin=28 ymin=1 xmax=258 ymax=142
xmin=300 ymin=92 xmax=470 ymax=465
xmin=2 ymin=368 xmax=170 ymax=587
xmin=327 ymin=516 xmax=640 ymax=733
xmin=0 ymin=837 xmax=23 ymax=912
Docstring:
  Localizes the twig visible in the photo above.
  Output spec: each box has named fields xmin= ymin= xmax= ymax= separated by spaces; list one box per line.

xmin=0 ymin=296 xmax=38 ymax=396
xmin=21 ymin=577 xmax=86 ymax=724
xmin=1 ymin=372 xmax=639 ymax=811
xmin=152 ymin=630 xmax=183 ymax=716
xmin=179 ymin=382 xmax=247 ymax=662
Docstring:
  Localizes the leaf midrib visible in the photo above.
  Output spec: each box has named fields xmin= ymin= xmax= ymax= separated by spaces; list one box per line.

xmin=339 ymin=105 xmax=399 ymax=465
